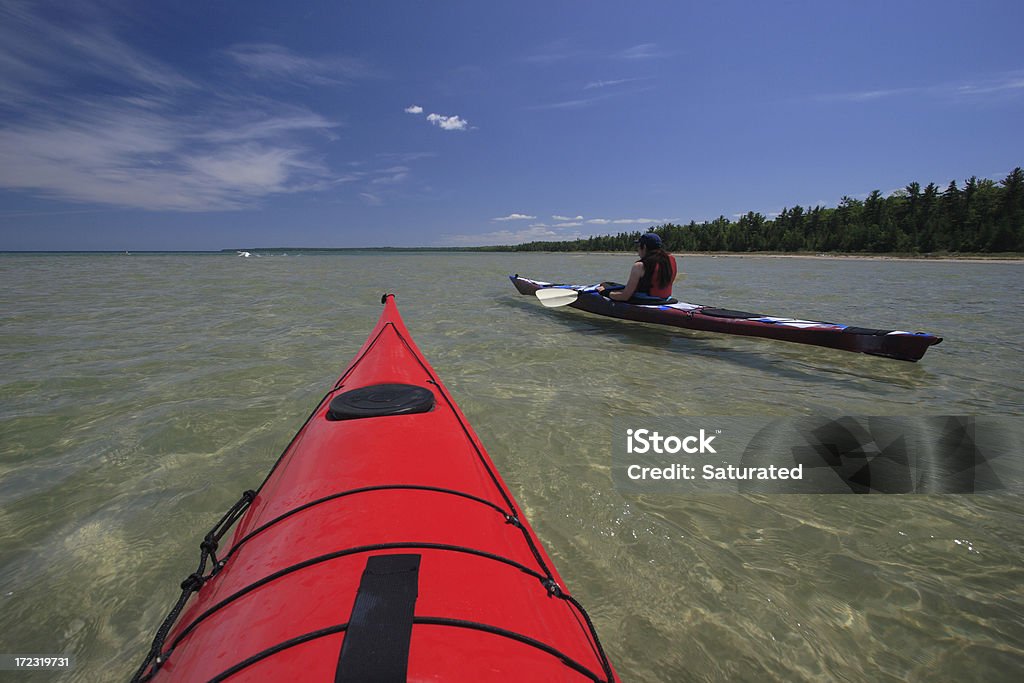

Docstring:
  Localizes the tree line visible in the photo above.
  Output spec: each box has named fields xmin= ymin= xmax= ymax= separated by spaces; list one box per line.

xmin=494 ymin=168 xmax=1023 ymax=254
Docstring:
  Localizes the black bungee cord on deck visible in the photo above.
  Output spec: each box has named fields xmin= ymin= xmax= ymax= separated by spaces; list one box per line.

xmin=131 ymin=489 xmax=256 ymax=682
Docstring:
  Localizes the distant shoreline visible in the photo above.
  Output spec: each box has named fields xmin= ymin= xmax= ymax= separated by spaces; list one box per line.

xmin=3 ymin=249 xmax=1022 ymax=264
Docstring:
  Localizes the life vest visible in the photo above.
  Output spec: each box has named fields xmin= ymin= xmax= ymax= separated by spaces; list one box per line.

xmin=638 ymin=253 xmax=677 ymax=298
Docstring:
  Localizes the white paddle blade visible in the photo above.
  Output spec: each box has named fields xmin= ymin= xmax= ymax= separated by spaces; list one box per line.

xmin=535 ymin=288 xmax=579 ymax=308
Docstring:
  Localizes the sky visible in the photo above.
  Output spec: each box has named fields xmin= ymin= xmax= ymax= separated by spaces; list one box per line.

xmin=0 ymin=0 xmax=1022 ymax=251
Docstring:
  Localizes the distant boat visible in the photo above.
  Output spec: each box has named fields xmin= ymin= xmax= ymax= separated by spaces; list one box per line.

xmin=237 ymin=251 xmax=252 ymax=258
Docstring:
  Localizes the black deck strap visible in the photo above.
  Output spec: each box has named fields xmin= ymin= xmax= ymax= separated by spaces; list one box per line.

xmin=336 ymin=554 xmax=421 ymax=683
xmin=698 ymin=306 xmax=766 ymax=319
xmin=627 ymin=295 xmax=678 ymax=305
xmin=842 ymin=326 xmax=893 ymax=336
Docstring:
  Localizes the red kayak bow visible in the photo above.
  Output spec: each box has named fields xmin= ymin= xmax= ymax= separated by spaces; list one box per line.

xmin=135 ymin=294 xmax=618 ymax=683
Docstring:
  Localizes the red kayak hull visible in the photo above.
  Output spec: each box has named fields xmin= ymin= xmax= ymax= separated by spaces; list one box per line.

xmin=140 ymin=295 xmax=617 ymax=682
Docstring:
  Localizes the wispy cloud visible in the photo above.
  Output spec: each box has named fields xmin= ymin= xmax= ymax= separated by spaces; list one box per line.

xmin=579 ymin=216 xmax=673 ymax=225
xmin=584 ymin=77 xmax=648 ymax=90
xmin=493 ymin=213 xmax=536 ymax=221
xmin=376 ymin=151 xmax=436 ymax=162
xmin=610 ymin=217 xmax=673 ymax=224
xmin=224 ymin=43 xmax=376 ymax=86
xmin=528 ymin=80 xmax=655 ymax=111
xmin=0 ymin=100 xmax=338 ymax=210
xmin=196 ymin=108 xmax=339 ymax=144
xmin=954 ymin=76 xmax=1024 ymax=96
xmin=819 ymin=72 xmax=1024 ymax=103
xmin=445 ymin=210 xmax=676 ymax=246
xmin=480 ymin=212 xmax=671 ymax=239
xmin=615 ymin=43 xmax=669 ymax=61
xmin=524 ymin=41 xmax=669 ymax=65
xmin=0 ymin=2 xmax=375 ymax=211
xmin=521 ymin=40 xmax=663 ymax=109
xmin=369 ymin=166 xmax=410 ymax=185
xmin=445 ymin=224 xmax=588 ymax=246
xmin=404 ymin=104 xmax=424 ymax=114
xmin=0 ymin=0 xmax=194 ymax=107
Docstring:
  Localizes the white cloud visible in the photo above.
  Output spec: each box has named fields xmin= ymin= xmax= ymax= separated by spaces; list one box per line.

xmin=404 ymin=105 xmax=423 ymax=114
xmin=612 ymin=217 xmax=672 ymax=224
xmin=445 ymin=224 xmax=588 ymax=246
xmin=185 ymin=146 xmax=315 ymax=190
xmin=360 ymin=192 xmax=383 ymax=206
xmin=446 ymin=210 xmax=674 ymax=246
xmin=955 ymin=77 xmax=1024 ymax=95
xmin=493 ymin=213 xmax=536 ymax=221
xmin=0 ymin=6 xmax=356 ymax=211
xmin=819 ymin=88 xmax=909 ymax=102
xmin=526 ymin=95 xmax=610 ymax=111
xmin=584 ymin=78 xmax=645 ymax=90
xmin=0 ymin=101 xmax=337 ymax=210
xmin=616 ymin=43 xmax=668 ymax=60
xmin=426 ymin=113 xmax=469 ymax=131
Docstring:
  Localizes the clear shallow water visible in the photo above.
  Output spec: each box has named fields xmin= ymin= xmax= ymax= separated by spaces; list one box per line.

xmin=0 ymin=252 xmax=1022 ymax=682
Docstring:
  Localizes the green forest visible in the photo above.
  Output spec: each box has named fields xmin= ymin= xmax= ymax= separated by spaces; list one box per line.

xmin=496 ymin=168 xmax=1024 ymax=254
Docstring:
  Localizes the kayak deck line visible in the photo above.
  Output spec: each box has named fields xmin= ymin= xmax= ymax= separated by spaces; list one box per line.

xmin=205 ymin=616 xmax=610 ymax=683
xmin=511 ymin=274 xmax=943 ymax=361
xmin=135 ymin=293 xmax=619 ymax=683
xmin=221 ymin=484 xmax=516 ymax=564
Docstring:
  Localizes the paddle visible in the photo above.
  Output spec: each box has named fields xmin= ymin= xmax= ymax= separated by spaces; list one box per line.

xmin=534 ymin=288 xmax=580 ymax=308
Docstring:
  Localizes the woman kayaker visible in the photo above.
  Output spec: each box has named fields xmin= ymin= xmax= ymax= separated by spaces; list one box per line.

xmin=597 ymin=232 xmax=677 ymax=301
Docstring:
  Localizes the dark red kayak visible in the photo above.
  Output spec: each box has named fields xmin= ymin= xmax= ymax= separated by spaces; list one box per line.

xmin=511 ymin=275 xmax=942 ymax=361
xmin=135 ymin=294 xmax=618 ymax=682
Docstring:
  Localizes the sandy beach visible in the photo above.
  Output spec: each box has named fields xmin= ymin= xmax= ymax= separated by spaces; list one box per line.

xmin=581 ymin=251 xmax=1024 ymax=264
